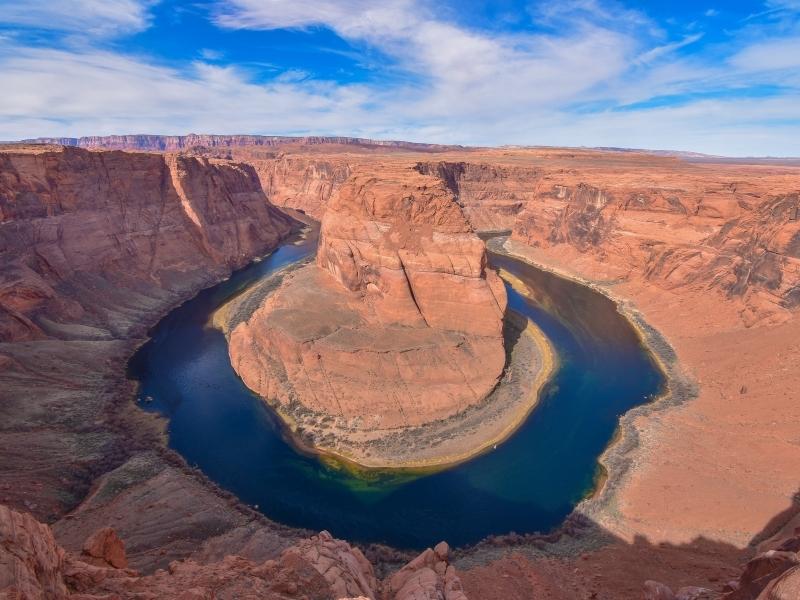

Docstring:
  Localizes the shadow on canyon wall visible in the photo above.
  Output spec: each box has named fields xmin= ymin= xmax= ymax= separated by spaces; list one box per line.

xmin=452 ymin=490 xmax=800 ymax=599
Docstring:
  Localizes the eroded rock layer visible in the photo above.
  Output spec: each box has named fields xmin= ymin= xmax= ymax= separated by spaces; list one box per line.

xmin=228 ymin=165 xmax=508 ymax=465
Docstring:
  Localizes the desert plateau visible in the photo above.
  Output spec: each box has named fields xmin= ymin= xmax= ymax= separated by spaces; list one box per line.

xmin=2 ymin=2 xmax=800 ymax=599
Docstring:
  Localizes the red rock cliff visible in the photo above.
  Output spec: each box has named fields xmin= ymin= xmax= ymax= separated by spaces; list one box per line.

xmin=0 ymin=145 xmax=295 ymax=342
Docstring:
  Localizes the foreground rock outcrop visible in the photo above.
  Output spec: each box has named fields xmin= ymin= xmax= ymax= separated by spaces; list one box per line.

xmin=227 ymin=164 xmax=509 ymax=467
xmin=0 ymin=503 xmax=468 ymax=600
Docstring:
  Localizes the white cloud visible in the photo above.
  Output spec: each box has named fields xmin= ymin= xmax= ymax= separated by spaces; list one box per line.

xmin=0 ymin=0 xmax=157 ymax=36
xmin=766 ymin=0 xmax=800 ymax=10
xmin=0 ymin=45 xmax=376 ymax=139
xmin=0 ymin=0 xmax=798 ymax=156
xmin=199 ymin=48 xmax=224 ymax=61
xmin=214 ymin=0 xmax=637 ymax=121
xmin=731 ymin=37 xmax=800 ymax=71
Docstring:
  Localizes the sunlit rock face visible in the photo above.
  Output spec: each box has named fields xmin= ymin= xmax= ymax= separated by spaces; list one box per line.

xmin=229 ymin=165 xmax=507 ymax=450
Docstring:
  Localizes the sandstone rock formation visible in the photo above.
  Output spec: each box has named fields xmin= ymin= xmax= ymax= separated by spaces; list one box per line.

xmin=510 ymin=176 xmax=800 ymax=326
xmin=254 ymin=154 xmax=352 ymax=219
xmin=0 ymin=503 xmax=469 ymax=600
xmin=4 ymin=137 xmax=800 ymax=600
xmin=81 ymin=527 xmax=128 ymax=569
xmin=385 ymin=542 xmax=467 ymax=600
xmin=415 ymin=161 xmax=539 ymax=231
xmin=228 ymin=164 xmax=508 ymax=466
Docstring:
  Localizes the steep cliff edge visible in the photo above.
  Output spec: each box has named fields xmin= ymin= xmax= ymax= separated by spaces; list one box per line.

xmin=0 ymin=145 xmax=301 ymax=567
xmin=254 ymin=153 xmax=352 ymax=219
xmin=226 ymin=164 xmax=516 ymax=467
xmin=415 ymin=161 xmax=540 ymax=232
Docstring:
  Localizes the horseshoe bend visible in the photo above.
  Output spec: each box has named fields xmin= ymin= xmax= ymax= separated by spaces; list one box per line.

xmin=2 ymin=137 xmax=799 ymax=599
xmin=216 ymin=165 xmax=562 ymax=469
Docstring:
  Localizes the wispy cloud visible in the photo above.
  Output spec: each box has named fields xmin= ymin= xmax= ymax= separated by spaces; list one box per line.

xmin=0 ymin=0 xmax=158 ymax=36
xmin=634 ymin=33 xmax=704 ymax=65
xmin=0 ymin=44 xmax=373 ymax=139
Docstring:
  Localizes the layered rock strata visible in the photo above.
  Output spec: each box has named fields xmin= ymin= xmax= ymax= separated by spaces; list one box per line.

xmin=228 ymin=165 xmax=510 ymax=467
xmin=3 ymin=138 xmax=800 ymax=600
xmin=0 ymin=145 xmax=295 ymax=342
xmin=510 ymin=175 xmax=800 ymax=326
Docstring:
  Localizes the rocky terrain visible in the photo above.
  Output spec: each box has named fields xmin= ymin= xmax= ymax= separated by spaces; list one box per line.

xmin=0 ymin=503 xmax=468 ymax=599
xmin=642 ymin=523 xmax=800 ymax=599
xmin=1 ymin=137 xmax=799 ymax=599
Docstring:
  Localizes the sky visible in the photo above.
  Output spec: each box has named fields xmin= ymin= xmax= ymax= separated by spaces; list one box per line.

xmin=0 ymin=0 xmax=798 ymax=155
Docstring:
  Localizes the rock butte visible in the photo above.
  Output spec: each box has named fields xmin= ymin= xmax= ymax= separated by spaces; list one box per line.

xmin=226 ymin=164 xmax=510 ymax=467
xmin=1 ymin=136 xmax=800 ymax=599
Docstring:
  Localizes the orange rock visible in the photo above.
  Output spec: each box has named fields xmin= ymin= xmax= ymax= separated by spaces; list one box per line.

xmin=82 ymin=527 xmax=128 ymax=569
xmin=228 ymin=164 xmax=506 ymax=465
xmin=757 ymin=565 xmax=800 ymax=600
xmin=386 ymin=542 xmax=467 ymax=600
xmin=0 ymin=504 xmax=68 ymax=599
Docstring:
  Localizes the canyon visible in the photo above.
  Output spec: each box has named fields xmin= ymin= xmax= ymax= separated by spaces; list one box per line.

xmin=1 ymin=136 xmax=799 ymax=599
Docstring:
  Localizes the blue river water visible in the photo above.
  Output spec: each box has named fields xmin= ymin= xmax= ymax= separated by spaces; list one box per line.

xmin=128 ymin=226 xmax=664 ymax=549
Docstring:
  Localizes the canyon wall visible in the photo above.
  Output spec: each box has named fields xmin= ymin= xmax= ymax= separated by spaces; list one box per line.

xmin=0 ymin=145 xmax=295 ymax=342
xmin=0 ymin=144 xmax=299 ymax=565
xmin=507 ymin=165 xmax=800 ymax=325
xmin=415 ymin=161 xmax=541 ymax=232
xmin=253 ymin=154 xmax=352 ymax=219
xmin=2 ymin=139 xmax=799 ymax=599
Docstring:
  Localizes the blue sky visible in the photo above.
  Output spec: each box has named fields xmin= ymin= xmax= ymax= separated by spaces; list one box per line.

xmin=0 ymin=0 xmax=798 ymax=155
